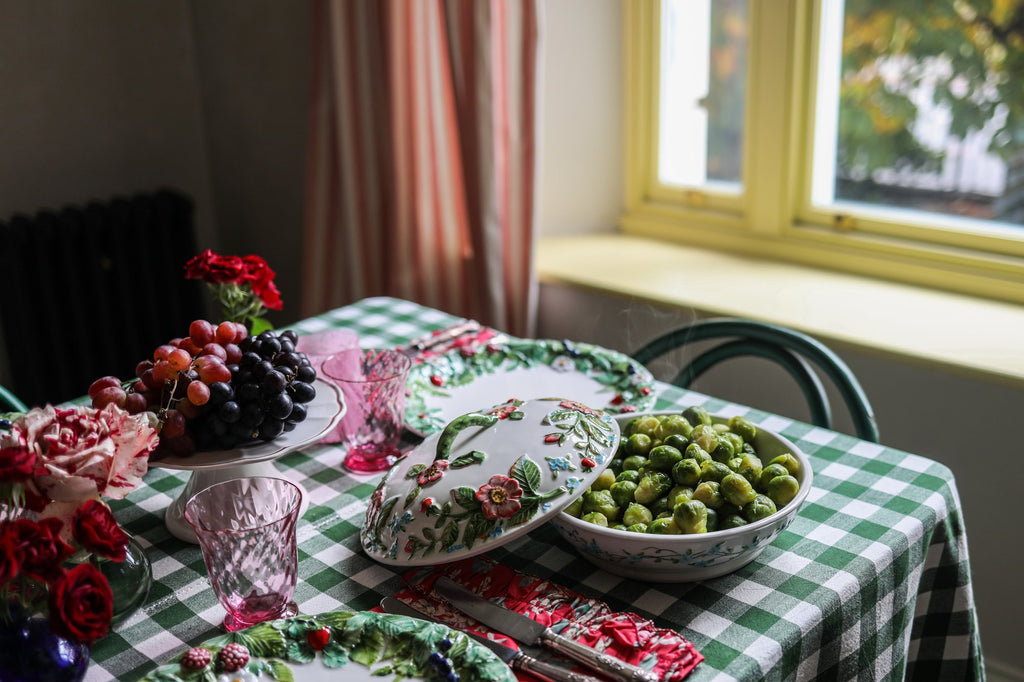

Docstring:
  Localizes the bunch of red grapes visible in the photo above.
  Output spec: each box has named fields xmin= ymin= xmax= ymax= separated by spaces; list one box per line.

xmin=89 ymin=320 xmax=317 ymax=457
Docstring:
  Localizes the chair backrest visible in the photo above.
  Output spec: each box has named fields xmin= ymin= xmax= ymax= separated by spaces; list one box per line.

xmin=631 ymin=318 xmax=879 ymax=443
xmin=0 ymin=383 xmax=28 ymax=413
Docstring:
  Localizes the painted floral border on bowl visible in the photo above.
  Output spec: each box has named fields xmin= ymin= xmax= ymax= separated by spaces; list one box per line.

xmin=405 ymin=338 xmax=656 ymax=436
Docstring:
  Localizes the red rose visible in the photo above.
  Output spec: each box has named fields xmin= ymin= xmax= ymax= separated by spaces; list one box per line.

xmin=48 ymin=563 xmax=113 ymax=645
xmin=0 ymin=444 xmax=35 ymax=483
xmin=6 ymin=517 xmax=74 ymax=583
xmin=73 ymin=499 xmax=129 ymax=562
xmin=184 ymin=250 xmax=246 ymax=284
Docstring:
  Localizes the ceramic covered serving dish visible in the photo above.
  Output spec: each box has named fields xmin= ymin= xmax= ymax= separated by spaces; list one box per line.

xmin=361 ymin=397 xmax=621 ymax=566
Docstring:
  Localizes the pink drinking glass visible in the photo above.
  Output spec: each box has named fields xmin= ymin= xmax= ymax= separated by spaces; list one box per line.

xmin=322 ymin=348 xmax=412 ymax=473
xmin=295 ymin=328 xmax=359 ymax=373
xmin=183 ymin=477 xmax=301 ymax=631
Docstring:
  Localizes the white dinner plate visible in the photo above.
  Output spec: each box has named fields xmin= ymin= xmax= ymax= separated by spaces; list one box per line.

xmin=151 ymin=378 xmax=346 ymax=471
xmin=140 ymin=610 xmax=515 ymax=681
xmin=404 ymin=338 xmax=656 ymax=436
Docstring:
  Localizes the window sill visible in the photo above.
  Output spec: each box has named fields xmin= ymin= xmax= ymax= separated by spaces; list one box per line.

xmin=536 ymin=233 xmax=1024 ymax=389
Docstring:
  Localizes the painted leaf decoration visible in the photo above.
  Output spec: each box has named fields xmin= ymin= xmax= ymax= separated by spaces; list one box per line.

xmin=450 ymin=450 xmax=486 ymax=468
xmin=453 ymin=486 xmax=479 ymax=509
xmin=510 ymin=455 xmax=541 ymax=495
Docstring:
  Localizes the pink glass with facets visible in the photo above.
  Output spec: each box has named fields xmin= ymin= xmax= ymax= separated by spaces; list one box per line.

xmin=184 ymin=477 xmax=301 ymax=631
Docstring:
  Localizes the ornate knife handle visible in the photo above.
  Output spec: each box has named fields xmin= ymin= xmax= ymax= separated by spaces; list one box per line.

xmin=540 ymin=629 xmax=659 ymax=682
xmin=513 ymin=651 xmax=604 ymax=682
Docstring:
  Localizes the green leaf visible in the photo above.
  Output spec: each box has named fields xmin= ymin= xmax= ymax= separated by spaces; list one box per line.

xmin=266 ymin=659 xmax=294 ymax=682
xmin=511 ymin=455 xmax=542 ymax=495
xmin=452 ymin=486 xmax=479 ymax=509
xmin=249 ymin=316 xmax=274 ymax=335
xmin=462 ymin=513 xmax=495 ymax=549
xmin=405 ymin=464 xmax=427 ymax=479
xmin=403 ymin=486 xmax=421 ymax=510
xmin=506 ymin=498 xmax=539 ymax=527
xmin=440 ymin=520 xmax=460 ymax=550
xmin=450 ymin=450 xmax=486 ymax=468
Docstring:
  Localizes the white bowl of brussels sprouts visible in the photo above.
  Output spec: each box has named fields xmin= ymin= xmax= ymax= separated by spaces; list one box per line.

xmin=550 ymin=408 xmax=813 ymax=582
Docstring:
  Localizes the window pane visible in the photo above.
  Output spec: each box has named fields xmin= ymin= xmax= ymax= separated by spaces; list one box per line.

xmin=658 ymin=0 xmax=748 ymax=192
xmin=813 ymin=0 xmax=1024 ymax=230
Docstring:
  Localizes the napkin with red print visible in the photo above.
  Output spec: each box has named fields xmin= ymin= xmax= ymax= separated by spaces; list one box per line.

xmin=391 ymin=556 xmax=703 ymax=681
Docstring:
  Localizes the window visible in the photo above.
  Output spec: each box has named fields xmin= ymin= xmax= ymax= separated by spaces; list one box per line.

xmin=624 ymin=0 xmax=1024 ymax=304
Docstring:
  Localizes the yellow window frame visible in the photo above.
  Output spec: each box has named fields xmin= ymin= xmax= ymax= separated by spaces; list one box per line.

xmin=622 ymin=0 xmax=1024 ymax=305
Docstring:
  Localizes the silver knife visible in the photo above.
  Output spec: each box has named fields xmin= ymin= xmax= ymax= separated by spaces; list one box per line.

xmin=434 ymin=577 xmax=659 ymax=682
xmin=403 ymin=320 xmax=482 ymax=354
xmin=380 ymin=597 xmax=602 ymax=682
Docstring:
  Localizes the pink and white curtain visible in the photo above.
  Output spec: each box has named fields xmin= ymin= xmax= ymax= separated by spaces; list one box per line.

xmin=304 ymin=0 xmax=541 ymax=337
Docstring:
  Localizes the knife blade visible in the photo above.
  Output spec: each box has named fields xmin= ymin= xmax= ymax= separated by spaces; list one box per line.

xmin=403 ymin=320 xmax=482 ymax=355
xmin=380 ymin=597 xmax=601 ymax=682
xmin=434 ymin=577 xmax=659 ymax=682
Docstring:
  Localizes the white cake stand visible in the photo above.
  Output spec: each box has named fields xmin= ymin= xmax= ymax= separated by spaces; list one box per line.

xmin=152 ymin=379 xmax=345 ymax=543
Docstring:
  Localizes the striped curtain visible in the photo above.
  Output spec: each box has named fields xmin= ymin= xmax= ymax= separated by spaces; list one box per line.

xmin=304 ymin=0 xmax=541 ymax=337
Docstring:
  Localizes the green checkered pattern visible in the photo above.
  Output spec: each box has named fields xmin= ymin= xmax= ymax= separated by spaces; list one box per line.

xmin=86 ymin=297 xmax=984 ymax=681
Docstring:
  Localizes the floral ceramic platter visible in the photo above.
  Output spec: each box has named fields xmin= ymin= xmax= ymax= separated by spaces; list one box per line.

xmin=362 ymin=397 xmax=620 ymax=566
xmin=140 ymin=610 xmax=514 ymax=681
xmin=404 ymin=338 xmax=656 ymax=436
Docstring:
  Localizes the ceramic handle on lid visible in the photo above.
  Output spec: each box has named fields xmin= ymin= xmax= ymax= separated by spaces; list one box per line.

xmin=433 ymin=412 xmax=498 ymax=462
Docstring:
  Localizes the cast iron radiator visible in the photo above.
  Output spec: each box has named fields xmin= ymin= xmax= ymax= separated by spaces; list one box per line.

xmin=0 ymin=189 xmax=204 ymax=408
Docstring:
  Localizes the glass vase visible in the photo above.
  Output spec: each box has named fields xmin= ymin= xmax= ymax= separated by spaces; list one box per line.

xmin=92 ymin=532 xmax=153 ymax=626
xmin=0 ymin=606 xmax=90 ymax=682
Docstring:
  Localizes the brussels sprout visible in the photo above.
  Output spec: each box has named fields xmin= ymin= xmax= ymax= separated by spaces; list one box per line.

xmin=622 ymin=502 xmax=654 ymax=526
xmin=622 ymin=454 xmax=647 ymax=472
xmin=625 ymin=523 xmax=649 ymax=533
xmin=664 ymin=434 xmax=691 ymax=453
xmin=649 ymin=495 xmax=672 ymax=518
xmin=720 ymin=431 xmax=745 ymax=453
xmin=616 ymin=469 xmax=642 ymax=484
xmin=743 ymin=494 xmax=778 ymax=522
xmin=649 ymin=445 xmax=683 ymax=471
xmin=666 ymin=485 xmax=694 ymax=508
xmin=671 ymin=458 xmax=702 ymax=486
xmin=728 ymin=415 xmax=758 ymax=442
xmin=672 ymin=499 xmax=709 ymax=534
xmin=635 ymin=471 xmax=673 ymax=504
xmin=711 ymin=440 xmax=736 ymax=463
xmin=720 ymin=513 xmax=748 ymax=530
xmin=582 ymin=489 xmax=620 ymax=521
xmin=766 ymin=474 xmax=800 ymax=507
xmin=563 ymin=498 xmax=583 ymax=518
xmin=758 ymin=463 xmax=790 ymax=491
xmin=682 ymin=405 xmax=712 ymax=426
xmin=632 ymin=416 xmax=662 ymax=439
xmin=690 ymin=424 xmax=720 ymax=452
xmin=705 ymin=507 xmax=720 ymax=532
xmin=647 ymin=517 xmax=682 ymax=534
xmin=612 ymin=524 xmax=628 ymax=530
xmin=623 ymin=433 xmax=653 ymax=458
xmin=736 ymin=453 xmax=763 ymax=484
xmin=581 ymin=511 xmax=609 ymax=527
xmin=720 ymin=473 xmax=757 ymax=507
xmin=692 ymin=480 xmax=724 ymax=509
xmin=656 ymin=414 xmax=693 ymax=440
xmin=699 ymin=460 xmax=732 ymax=483
xmin=685 ymin=443 xmax=712 ymax=465
xmin=592 ymin=469 xmax=616 ymax=491
xmin=727 ymin=457 xmax=743 ymax=472
xmin=769 ymin=453 xmax=801 ymax=476
xmin=609 ymin=480 xmax=638 ymax=508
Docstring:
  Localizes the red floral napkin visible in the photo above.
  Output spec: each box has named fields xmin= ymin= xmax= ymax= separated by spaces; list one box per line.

xmin=384 ymin=556 xmax=703 ymax=681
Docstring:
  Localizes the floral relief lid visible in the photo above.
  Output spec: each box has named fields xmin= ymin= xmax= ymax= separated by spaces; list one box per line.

xmin=361 ymin=397 xmax=621 ymax=566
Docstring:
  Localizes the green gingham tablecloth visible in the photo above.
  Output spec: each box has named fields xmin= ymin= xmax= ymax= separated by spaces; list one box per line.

xmin=88 ymin=296 xmax=984 ymax=681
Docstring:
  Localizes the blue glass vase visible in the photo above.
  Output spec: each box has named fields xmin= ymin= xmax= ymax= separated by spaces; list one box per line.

xmin=0 ymin=607 xmax=89 ymax=682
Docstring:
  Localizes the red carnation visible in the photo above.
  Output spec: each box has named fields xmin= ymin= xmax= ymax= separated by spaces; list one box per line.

xmin=241 ymin=255 xmax=283 ymax=310
xmin=0 ymin=524 xmax=19 ymax=587
xmin=73 ymin=499 xmax=130 ymax=562
xmin=0 ymin=444 xmax=35 ymax=483
xmin=184 ymin=250 xmax=246 ymax=284
xmin=48 ymin=562 xmax=113 ymax=645
xmin=6 ymin=517 xmax=74 ymax=584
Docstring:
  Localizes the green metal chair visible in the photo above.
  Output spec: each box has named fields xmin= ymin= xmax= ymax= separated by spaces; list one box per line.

xmin=0 ymin=383 xmax=28 ymax=413
xmin=631 ymin=318 xmax=879 ymax=443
